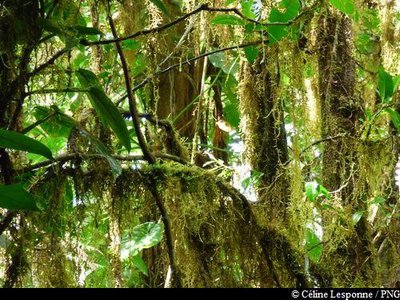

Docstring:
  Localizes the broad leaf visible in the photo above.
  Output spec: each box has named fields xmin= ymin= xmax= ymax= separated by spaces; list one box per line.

xmin=121 ymin=222 xmax=164 ymax=260
xmin=244 ymin=45 xmax=259 ymax=64
xmin=0 ymin=184 xmax=38 ymax=211
xmin=79 ymin=130 xmax=123 ymax=178
xmin=76 ymin=69 xmax=131 ymax=152
xmin=371 ymin=196 xmax=386 ymax=205
xmin=241 ymin=0 xmax=256 ymax=19
xmin=211 ymin=15 xmax=246 ymax=26
xmin=132 ymin=222 xmax=164 ymax=250
xmin=305 ymin=228 xmax=323 ymax=263
xmin=0 ymin=129 xmax=53 ymax=159
xmin=267 ymin=0 xmax=300 ymax=44
xmin=32 ymin=106 xmax=122 ymax=178
xmin=132 ymin=255 xmax=148 ymax=275
xmin=53 ymin=108 xmax=122 ymax=179
xmin=330 ymin=0 xmax=359 ymax=21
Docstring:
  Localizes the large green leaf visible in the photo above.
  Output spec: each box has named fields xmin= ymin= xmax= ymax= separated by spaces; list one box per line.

xmin=211 ymin=15 xmax=246 ymax=26
xmin=330 ymin=0 xmax=359 ymax=21
xmin=76 ymin=69 xmax=131 ymax=152
xmin=121 ymin=222 xmax=164 ymax=260
xmin=267 ymin=0 xmax=300 ymax=44
xmin=0 ymin=184 xmax=38 ymax=211
xmin=0 ymin=129 xmax=53 ymax=159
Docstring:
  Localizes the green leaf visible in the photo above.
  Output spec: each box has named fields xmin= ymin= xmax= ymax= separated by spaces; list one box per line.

xmin=371 ymin=196 xmax=386 ymax=205
xmin=122 ymin=40 xmax=141 ymax=51
xmin=241 ymin=0 xmax=256 ymax=19
xmin=76 ymin=69 xmax=131 ymax=152
xmin=132 ymin=222 xmax=164 ymax=250
xmin=79 ymin=130 xmax=123 ymax=179
xmin=0 ymin=184 xmax=39 ymax=211
xmin=330 ymin=0 xmax=359 ymax=21
xmin=244 ymin=45 xmax=259 ymax=64
xmin=211 ymin=15 xmax=246 ymax=26
xmin=352 ymin=211 xmax=364 ymax=225
xmin=73 ymin=26 xmax=103 ymax=36
xmin=132 ymin=255 xmax=148 ymax=276
xmin=149 ymin=0 xmax=169 ymax=16
xmin=267 ymin=0 xmax=301 ymax=44
xmin=378 ymin=67 xmax=394 ymax=101
xmin=317 ymin=184 xmax=331 ymax=200
xmin=121 ymin=222 xmax=164 ymax=260
xmin=305 ymin=181 xmax=318 ymax=202
xmin=385 ymin=108 xmax=400 ymax=133
xmin=394 ymin=75 xmax=400 ymax=92
xmin=305 ymin=228 xmax=322 ymax=263
xmin=0 ymin=129 xmax=53 ymax=159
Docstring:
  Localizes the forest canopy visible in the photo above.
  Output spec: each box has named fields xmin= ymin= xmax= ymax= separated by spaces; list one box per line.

xmin=0 ymin=0 xmax=400 ymax=288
